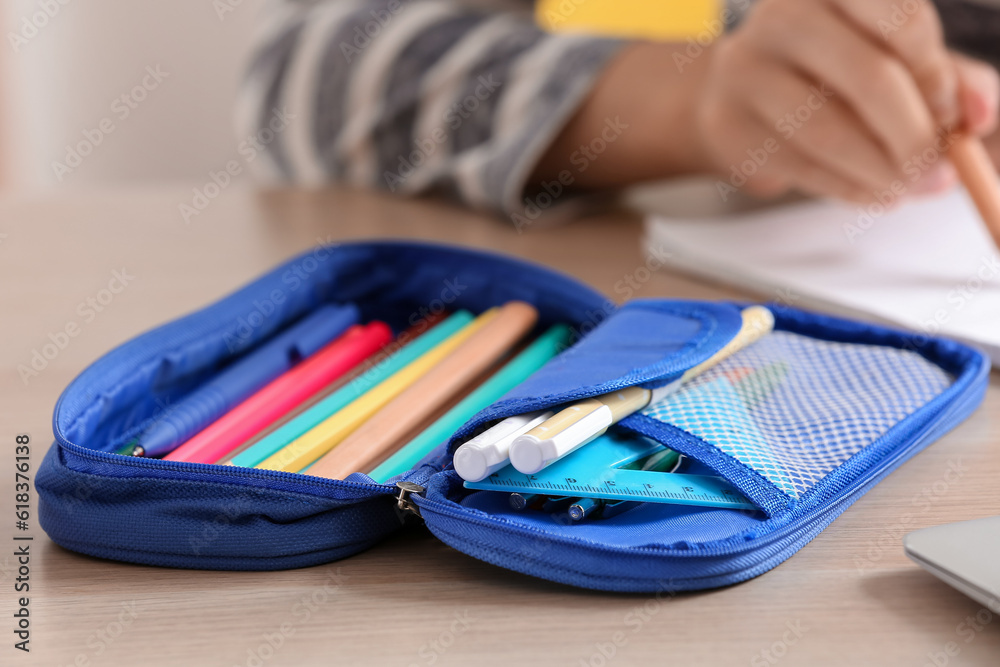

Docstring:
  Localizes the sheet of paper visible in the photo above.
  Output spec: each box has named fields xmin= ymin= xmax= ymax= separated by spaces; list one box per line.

xmin=644 ymin=188 xmax=1000 ymax=364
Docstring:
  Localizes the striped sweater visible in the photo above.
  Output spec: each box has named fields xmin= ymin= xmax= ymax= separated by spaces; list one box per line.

xmin=237 ymin=0 xmax=1000 ymax=218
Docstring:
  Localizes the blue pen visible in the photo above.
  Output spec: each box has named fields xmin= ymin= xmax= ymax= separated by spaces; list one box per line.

xmin=135 ymin=303 xmax=359 ymax=457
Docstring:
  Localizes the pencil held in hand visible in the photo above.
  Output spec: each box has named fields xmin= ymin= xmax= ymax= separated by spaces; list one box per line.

xmin=949 ymin=135 xmax=1000 ymax=252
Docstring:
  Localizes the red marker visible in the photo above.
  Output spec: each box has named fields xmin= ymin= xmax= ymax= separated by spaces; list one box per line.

xmin=165 ymin=321 xmax=393 ymax=464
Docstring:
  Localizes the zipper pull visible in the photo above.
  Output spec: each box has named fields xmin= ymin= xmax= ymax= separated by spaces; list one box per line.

xmin=394 ymin=481 xmax=425 ymax=519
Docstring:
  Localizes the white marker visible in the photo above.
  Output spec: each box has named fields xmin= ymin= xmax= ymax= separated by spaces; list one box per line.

xmin=509 ymin=404 xmax=614 ymax=474
xmin=506 ymin=306 xmax=776 ymax=475
xmin=454 ymin=410 xmax=553 ymax=482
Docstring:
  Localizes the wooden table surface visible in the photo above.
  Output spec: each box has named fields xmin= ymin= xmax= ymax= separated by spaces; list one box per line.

xmin=2 ymin=186 xmax=999 ymax=667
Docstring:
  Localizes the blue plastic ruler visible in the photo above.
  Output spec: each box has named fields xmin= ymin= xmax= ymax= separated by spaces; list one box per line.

xmin=463 ymin=431 xmax=756 ymax=510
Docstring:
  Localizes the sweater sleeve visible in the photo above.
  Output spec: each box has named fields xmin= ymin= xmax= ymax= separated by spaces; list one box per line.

xmin=933 ymin=0 xmax=1000 ymax=67
xmin=236 ymin=0 xmax=625 ymax=216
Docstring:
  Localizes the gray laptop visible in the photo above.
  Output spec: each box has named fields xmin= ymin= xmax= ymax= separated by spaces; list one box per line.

xmin=905 ymin=517 xmax=1000 ymax=609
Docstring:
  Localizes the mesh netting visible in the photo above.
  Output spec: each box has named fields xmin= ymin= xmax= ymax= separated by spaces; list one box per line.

xmin=642 ymin=331 xmax=952 ymax=498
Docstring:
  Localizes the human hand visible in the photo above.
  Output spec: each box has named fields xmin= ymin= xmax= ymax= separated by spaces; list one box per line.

xmin=696 ymin=0 xmax=1000 ymax=203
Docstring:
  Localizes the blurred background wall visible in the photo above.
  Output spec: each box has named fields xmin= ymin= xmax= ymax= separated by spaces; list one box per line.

xmin=0 ymin=0 xmax=267 ymax=189
xmin=0 ymin=0 xmax=717 ymax=190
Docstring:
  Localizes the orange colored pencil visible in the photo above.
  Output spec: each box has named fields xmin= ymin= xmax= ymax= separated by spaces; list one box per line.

xmin=950 ymin=135 xmax=1000 ymax=251
xmin=308 ymin=301 xmax=538 ymax=479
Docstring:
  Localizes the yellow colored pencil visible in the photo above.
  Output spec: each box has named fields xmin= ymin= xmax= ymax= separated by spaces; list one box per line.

xmin=256 ymin=308 xmax=499 ymax=472
xmin=308 ymin=301 xmax=538 ymax=480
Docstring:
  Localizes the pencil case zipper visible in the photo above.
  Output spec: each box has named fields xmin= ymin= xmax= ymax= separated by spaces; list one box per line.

xmin=409 ymin=345 xmax=987 ymax=590
xmin=38 ymin=240 xmax=988 ymax=588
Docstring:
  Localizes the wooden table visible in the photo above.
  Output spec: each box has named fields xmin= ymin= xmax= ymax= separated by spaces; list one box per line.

xmin=2 ymin=186 xmax=998 ymax=666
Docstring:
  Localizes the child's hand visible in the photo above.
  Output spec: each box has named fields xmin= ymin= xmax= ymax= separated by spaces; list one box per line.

xmin=957 ymin=53 xmax=1000 ymax=168
xmin=698 ymin=0 xmax=1000 ymax=203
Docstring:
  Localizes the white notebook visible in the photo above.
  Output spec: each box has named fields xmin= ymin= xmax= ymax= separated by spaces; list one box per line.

xmin=643 ymin=187 xmax=1000 ymax=365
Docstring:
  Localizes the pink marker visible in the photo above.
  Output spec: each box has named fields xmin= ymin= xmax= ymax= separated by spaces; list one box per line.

xmin=165 ymin=321 xmax=393 ymax=464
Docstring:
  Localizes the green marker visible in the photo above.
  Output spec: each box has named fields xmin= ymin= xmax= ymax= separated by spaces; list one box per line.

xmin=369 ymin=324 xmax=572 ymax=483
xmin=732 ymin=361 xmax=789 ymax=411
xmin=229 ymin=311 xmax=475 ymax=468
xmin=638 ymin=447 xmax=682 ymax=473
xmin=114 ymin=440 xmax=143 ymax=457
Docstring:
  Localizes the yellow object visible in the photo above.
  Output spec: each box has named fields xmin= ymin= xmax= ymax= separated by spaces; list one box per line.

xmin=536 ymin=0 xmax=722 ymax=41
xmin=597 ymin=386 xmax=653 ymax=421
xmin=679 ymin=305 xmax=775 ymax=383
xmin=257 ymin=308 xmax=499 ymax=472
xmin=522 ymin=398 xmax=604 ymax=442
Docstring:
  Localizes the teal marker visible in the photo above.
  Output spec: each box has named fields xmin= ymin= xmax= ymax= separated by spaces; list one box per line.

xmin=228 ymin=311 xmax=475 ymax=468
xmin=368 ymin=324 xmax=572 ymax=483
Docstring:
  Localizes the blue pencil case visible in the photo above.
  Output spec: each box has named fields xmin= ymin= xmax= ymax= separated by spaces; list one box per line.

xmin=37 ymin=241 xmax=990 ymax=592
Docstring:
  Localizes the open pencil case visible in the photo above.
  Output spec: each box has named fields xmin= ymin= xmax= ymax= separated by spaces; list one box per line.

xmin=37 ymin=241 xmax=990 ymax=592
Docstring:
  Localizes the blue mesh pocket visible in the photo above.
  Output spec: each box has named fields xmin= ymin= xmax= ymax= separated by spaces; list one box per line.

xmin=641 ymin=331 xmax=953 ymax=500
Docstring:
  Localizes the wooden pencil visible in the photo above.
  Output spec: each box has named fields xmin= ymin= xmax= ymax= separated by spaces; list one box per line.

xmin=950 ymin=135 xmax=1000 ymax=251
xmin=308 ymin=301 xmax=538 ymax=479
